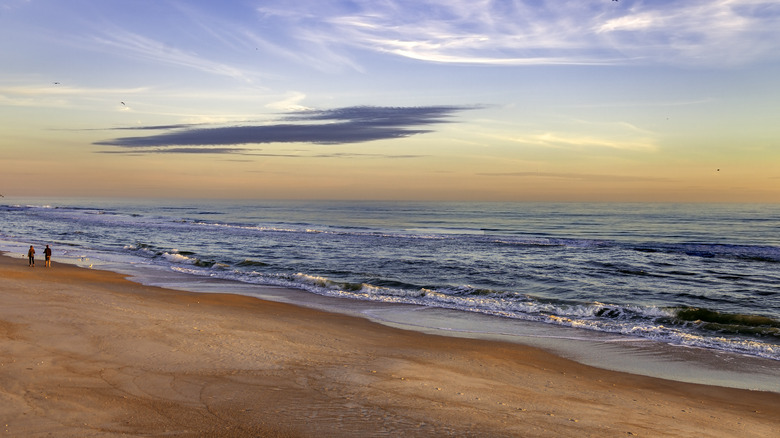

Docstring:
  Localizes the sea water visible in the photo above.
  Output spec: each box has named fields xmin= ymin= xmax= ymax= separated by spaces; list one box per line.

xmin=2 ymin=198 xmax=779 ymax=390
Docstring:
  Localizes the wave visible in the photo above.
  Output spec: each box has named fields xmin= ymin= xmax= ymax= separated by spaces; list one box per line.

xmin=157 ymin=260 xmax=780 ymax=360
xmin=236 ymin=259 xmax=269 ymax=267
xmin=672 ymin=307 xmax=780 ymax=336
xmin=124 ymin=243 xmax=223 ymax=268
xmin=635 ymin=243 xmax=780 ymax=264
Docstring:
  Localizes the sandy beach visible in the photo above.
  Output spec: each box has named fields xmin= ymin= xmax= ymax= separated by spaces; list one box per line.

xmin=1 ymin=253 xmax=778 ymax=437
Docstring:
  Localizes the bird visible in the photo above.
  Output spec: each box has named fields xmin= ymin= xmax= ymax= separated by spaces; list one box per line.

xmin=120 ymin=101 xmax=126 ymax=106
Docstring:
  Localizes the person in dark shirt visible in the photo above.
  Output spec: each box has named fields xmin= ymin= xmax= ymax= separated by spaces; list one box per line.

xmin=27 ymin=245 xmax=35 ymax=267
xmin=44 ymin=245 xmax=52 ymax=267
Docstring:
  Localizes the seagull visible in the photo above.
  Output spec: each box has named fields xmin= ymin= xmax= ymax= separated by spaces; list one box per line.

xmin=120 ymin=101 xmax=126 ymax=105
xmin=53 ymin=81 xmax=60 ymax=85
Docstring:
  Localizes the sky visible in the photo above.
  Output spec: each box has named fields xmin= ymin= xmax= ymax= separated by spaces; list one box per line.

xmin=1 ymin=0 xmax=779 ymax=202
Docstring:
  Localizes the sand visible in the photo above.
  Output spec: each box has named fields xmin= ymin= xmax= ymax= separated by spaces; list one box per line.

xmin=1 ymin=253 xmax=778 ymax=437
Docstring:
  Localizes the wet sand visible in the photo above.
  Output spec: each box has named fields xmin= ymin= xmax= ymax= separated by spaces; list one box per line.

xmin=1 ymin=253 xmax=778 ymax=437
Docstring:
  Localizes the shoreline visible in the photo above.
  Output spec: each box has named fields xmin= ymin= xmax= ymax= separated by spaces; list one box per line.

xmin=100 ymin=254 xmax=780 ymax=393
xmin=1 ymin=253 xmax=779 ymax=437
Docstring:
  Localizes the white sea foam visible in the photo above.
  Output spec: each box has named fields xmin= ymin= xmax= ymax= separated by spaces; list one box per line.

xmin=162 ymin=251 xmax=196 ymax=264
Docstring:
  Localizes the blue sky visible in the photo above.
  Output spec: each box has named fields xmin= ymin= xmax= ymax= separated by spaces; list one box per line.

xmin=1 ymin=0 xmax=779 ymax=201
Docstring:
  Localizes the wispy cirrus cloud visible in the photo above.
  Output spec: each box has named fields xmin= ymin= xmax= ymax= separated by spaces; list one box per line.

xmin=593 ymin=0 xmax=780 ymax=65
xmin=503 ymin=130 xmax=657 ymax=152
xmin=94 ymin=105 xmax=476 ymax=153
xmin=487 ymin=118 xmax=659 ymax=152
xmin=89 ymin=28 xmax=256 ymax=82
xmin=253 ymin=0 xmax=780 ymax=67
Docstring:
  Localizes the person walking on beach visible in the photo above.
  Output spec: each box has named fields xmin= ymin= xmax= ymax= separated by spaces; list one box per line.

xmin=44 ymin=245 xmax=52 ymax=267
xmin=28 ymin=245 xmax=35 ymax=267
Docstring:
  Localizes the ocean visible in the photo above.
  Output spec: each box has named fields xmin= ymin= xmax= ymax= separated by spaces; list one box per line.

xmin=2 ymin=198 xmax=779 ymax=390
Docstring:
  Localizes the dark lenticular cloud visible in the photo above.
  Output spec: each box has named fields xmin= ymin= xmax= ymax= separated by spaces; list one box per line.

xmin=284 ymin=106 xmax=470 ymax=126
xmin=95 ymin=105 xmax=476 ymax=152
xmin=99 ymin=147 xmax=247 ymax=154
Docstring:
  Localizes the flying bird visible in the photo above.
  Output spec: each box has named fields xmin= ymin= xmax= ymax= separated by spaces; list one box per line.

xmin=120 ymin=101 xmax=126 ymax=106
xmin=53 ymin=82 xmax=60 ymax=85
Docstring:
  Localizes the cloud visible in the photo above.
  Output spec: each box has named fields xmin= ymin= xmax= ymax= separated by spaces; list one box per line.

xmin=265 ymin=91 xmax=311 ymax=112
xmin=309 ymin=152 xmax=427 ymax=159
xmin=489 ymin=118 xmax=659 ymax=152
xmin=98 ymin=147 xmax=247 ymax=155
xmin=593 ymin=0 xmax=780 ymax=66
xmin=89 ymin=28 xmax=255 ymax=82
xmin=507 ymin=131 xmax=657 ymax=152
xmin=97 ymin=148 xmax=428 ymax=159
xmin=114 ymin=124 xmax=198 ymax=131
xmin=0 ymin=84 xmax=149 ymax=108
xmin=94 ymin=105 xmax=475 ymax=152
xmin=477 ymin=171 xmax=673 ymax=183
xmin=253 ymin=0 xmax=780 ymax=67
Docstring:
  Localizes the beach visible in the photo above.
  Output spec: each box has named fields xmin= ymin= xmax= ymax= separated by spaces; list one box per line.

xmin=1 ymin=253 xmax=779 ymax=437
